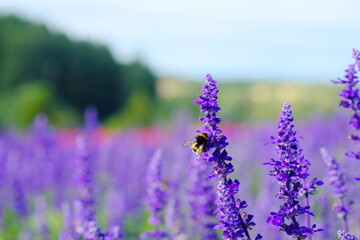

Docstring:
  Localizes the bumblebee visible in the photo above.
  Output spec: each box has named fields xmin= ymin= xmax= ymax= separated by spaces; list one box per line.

xmin=183 ymin=133 xmax=208 ymax=157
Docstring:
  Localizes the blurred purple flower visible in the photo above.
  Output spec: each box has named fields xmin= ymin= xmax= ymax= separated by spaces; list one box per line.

xmin=165 ymin=193 xmax=186 ymax=239
xmin=31 ymin=114 xmax=55 ymax=148
xmin=141 ymin=149 xmax=168 ymax=240
xmin=187 ymin=156 xmax=218 ymax=239
xmin=74 ymin=136 xmax=96 ymax=234
xmin=104 ymin=226 xmax=123 ymax=240
xmin=13 ymin=179 xmax=28 ymax=217
xmin=73 ymin=136 xmax=123 ymax=240
xmin=59 ymin=203 xmax=77 ymax=240
xmin=321 ymin=148 xmax=351 ymax=233
xmin=104 ymin=190 xmax=125 ymax=235
xmin=338 ymin=230 xmax=358 ymax=240
xmin=83 ymin=220 xmax=123 ymax=240
xmin=84 ymin=221 xmax=102 ymax=240
xmin=104 ymin=226 xmax=122 ymax=240
xmin=264 ymin=103 xmax=322 ymax=239
xmin=34 ymin=196 xmax=50 ymax=240
xmin=193 ymin=74 xmax=262 ymax=240
xmin=321 ymin=148 xmax=347 ymax=199
xmin=84 ymin=106 xmax=99 ymax=133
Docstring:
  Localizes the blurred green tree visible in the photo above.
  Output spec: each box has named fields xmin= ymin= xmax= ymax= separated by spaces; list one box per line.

xmin=0 ymin=15 xmax=158 ymax=126
xmin=123 ymin=61 xmax=157 ymax=101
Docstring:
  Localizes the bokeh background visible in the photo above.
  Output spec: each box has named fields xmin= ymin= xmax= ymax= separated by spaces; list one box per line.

xmin=0 ymin=0 xmax=359 ymax=128
xmin=1 ymin=1 xmax=360 ymax=240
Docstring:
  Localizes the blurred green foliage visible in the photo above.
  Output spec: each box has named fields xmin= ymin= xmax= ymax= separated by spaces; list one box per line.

xmin=105 ymin=61 xmax=158 ymax=128
xmin=0 ymin=15 xmax=157 ymax=128
xmin=217 ymin=82 xmax=341 ymax=121
xmin=0 ymin=15 xmax=344 ymax=129
xmin=154 ymin=78 xmax=342 ymax=123
xmin=1 ymin=209 xmax=21 ymax=240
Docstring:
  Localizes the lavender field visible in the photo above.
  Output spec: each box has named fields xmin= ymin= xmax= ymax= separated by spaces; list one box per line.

xmin=1 ymin=1 xmax=360 ymax=238
xmin=1 ymin=53 xmax=360 ymax=240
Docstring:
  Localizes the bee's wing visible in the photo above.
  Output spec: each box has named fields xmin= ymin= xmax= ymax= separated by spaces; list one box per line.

xmin=182 ymin=139 xmax=195 ymax=148
xmin=196 ymin=144 xmax=204 ymax=157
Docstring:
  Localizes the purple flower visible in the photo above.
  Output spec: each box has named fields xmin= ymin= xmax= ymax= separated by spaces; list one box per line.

xmin=321 ymin=148 xmax=351 ymax=233
xmin=13 ymin=179 xmax=28 ymax=217
xmin=338 ymin=230 xmax=358 ymax=240
xmin=74 ymin=136 xmax=96 ymax=234
xmin=84 ymin=106 xmax=99 ymax=133
xmin=31 ymin=114 xmax=55 ymax=148
xmin=83 ymin=220 xmax=123 ymax=240
xmin=165 ymin=194 xmax=186 ymax=239
xmin=104 ymin=190 xmax=125 ymax=236
xmin=141 ymin=230 xmax=168 ymax=240
xmin=321 ymin=149 xmax=347 ymax=201
xmin=353 ymin=48 xmax=360 ymax=70
xmin=264 ymin=103 xmax=322 ymax=239
xmin=187 ymin=156 xmax=218 ymax=239
xmin=84 ymin=221 xmax=102 ymax=240
xmin=34 ymin=197 xmax=49 ymax=240
xmin=193 ymin=74 xmax=262 ymax=240
xmin=103 ymin=226 xmax=123 ymax=240
xmin=59 ymin=203 xmax=77 ymax=240
xmin=141 ymin=149 xmax=168 ymax=240
xmin=73 ymin=137 xmax=123 ymax=239
xmin=332 ymin=63 xmax=360 ymax=160
xmin=81 ymin=217 xmax=123 ymax=240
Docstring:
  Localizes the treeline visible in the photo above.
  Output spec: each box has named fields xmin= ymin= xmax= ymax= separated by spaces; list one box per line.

xmin=0 ymin=15 xmax=157 ymax=128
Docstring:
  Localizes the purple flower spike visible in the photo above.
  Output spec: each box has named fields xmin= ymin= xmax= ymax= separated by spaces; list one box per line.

xmin=34 ymin=197 xmax=49 ymax=240
xmin=332 ymin=61 xmax=360 ymax=161
xmin=338 ymin=230 xmax=358 ymax=240
xmin=84 ymin=106 xmax=99 ymax=133
xmin=72 ymin=137 xmax=123 ymax=239
xmin=74 ymin=136 xmax=96 ymax=234
xmin=59 ymin=203 xmax=77 ymax=240
xmin=321 ymin=148 xmax=351 ymax=233
xmin=104 ymin=226 xmax=123 ymax=240
xmin=187 ymin=157 xmax=218 ymax=239
xmin=84 ymin=221 xmax=102 ymax=240
xmin=141 ymin=149 xmax=168 ymax=240
xmin=165 ymin=194 xmax=186 ymax=239
xmin=193 ymin=74 xmax=262 ymax=240
xmin=353 ymin=48 xmax=360 ymax=70
xmin=321 ymin=148 xmax=347 ymax=201
xmin=264 ymin=103 xmax=322 ymax=239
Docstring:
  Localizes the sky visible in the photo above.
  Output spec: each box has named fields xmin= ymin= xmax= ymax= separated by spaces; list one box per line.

xmin=1 ymin=0 xmax=360 ymax=82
